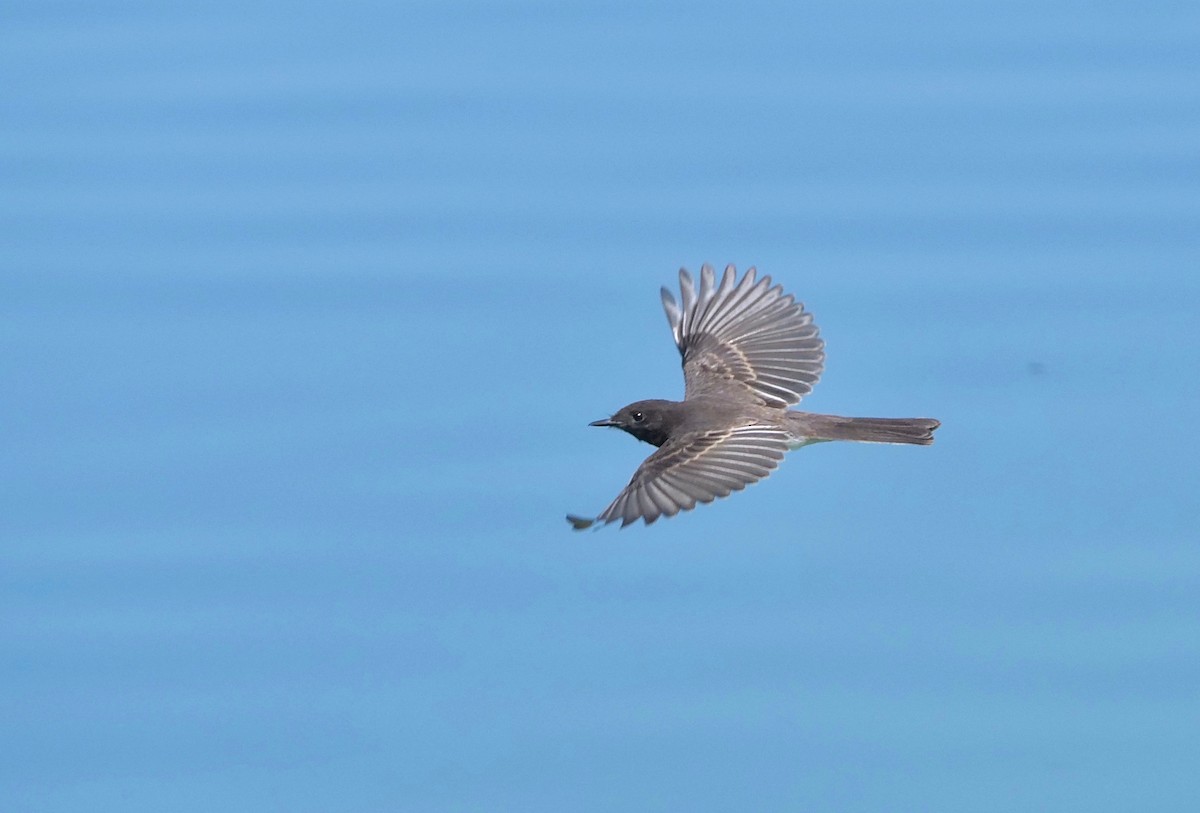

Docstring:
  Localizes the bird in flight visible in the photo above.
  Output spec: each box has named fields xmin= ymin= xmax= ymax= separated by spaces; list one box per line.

xmin=568 ymin=264 xmax=940 ymax=529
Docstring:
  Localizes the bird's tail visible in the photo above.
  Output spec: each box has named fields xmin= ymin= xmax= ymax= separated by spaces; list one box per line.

xmin=787 ymin=412 xmax=940 ymax=446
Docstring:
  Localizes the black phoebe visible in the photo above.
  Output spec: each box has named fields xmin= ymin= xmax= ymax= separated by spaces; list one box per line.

xmin=568 ymin=264 xmax=940 ymax=529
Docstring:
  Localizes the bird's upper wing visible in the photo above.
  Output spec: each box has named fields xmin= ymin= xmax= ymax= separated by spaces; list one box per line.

xmin=661 ymin=264 xmax=824 ymax=407
xmin=567 ymin=425 xmax=790 ymax=529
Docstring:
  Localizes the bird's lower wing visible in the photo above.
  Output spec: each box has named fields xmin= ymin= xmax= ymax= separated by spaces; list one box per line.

xmin=567 ymin=425 xmax=789 ymax=530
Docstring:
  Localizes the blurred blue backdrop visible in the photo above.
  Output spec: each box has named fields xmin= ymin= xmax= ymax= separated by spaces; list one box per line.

xmin=3 ymin=1 xmax=1198 ymax=810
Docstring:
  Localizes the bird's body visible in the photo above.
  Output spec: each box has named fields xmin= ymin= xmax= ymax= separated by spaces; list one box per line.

xmin=568 ymin=265 xmax=939 ymax=529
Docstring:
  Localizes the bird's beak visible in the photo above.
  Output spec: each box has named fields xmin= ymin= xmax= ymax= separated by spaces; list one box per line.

xmin=589 ymin=418 xmax=616 ymax=427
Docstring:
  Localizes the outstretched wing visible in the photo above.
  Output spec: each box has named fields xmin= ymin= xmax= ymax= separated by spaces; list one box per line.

xmin=660 ymin=264 xmax=824 ymax=408
xmin=567 ymin=425 xmax=789 ymax=529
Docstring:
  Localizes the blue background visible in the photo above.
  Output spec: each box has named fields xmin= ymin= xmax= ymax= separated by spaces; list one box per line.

xmin=3 ymin=1 xmax=1198 ymax=810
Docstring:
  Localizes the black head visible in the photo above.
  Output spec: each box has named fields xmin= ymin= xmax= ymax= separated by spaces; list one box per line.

xmin=589 ymin=399 xmax=679 ymax=447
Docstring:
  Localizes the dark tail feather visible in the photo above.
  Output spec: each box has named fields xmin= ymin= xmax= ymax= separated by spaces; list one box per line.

xmin=788 ymin=412 xmax=940 ymax=446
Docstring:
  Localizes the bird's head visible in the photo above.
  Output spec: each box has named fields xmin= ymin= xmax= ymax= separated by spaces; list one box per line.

xmin=590 ymin=399 xmax=677 ymax=447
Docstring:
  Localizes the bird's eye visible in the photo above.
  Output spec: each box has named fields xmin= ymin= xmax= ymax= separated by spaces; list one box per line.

xmin=631 ymin=411 xmax=644 ymax=422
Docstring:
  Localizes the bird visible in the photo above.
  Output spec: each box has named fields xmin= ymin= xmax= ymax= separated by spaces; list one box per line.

xmin=567 ymin=264 xmax=940 ymax=529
